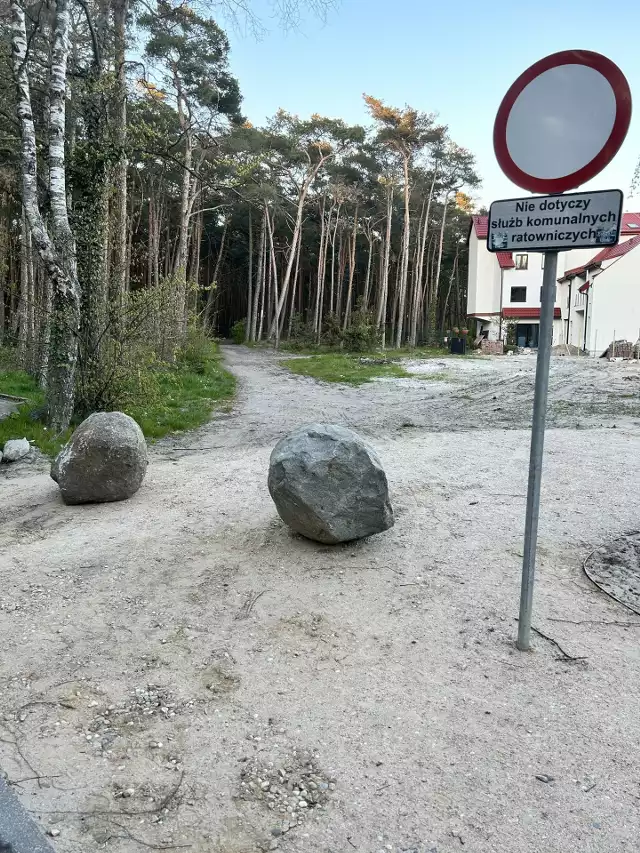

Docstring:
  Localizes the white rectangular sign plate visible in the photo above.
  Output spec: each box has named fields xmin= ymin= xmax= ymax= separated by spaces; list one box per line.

xmin=487 ymin=189 xmax=623 ymax=253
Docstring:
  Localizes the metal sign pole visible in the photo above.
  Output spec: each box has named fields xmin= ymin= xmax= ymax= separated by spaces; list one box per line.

xmin=516 ymin=249 xmax=558 ymax=651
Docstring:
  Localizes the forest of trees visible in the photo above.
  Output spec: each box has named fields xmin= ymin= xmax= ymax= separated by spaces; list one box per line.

xmin=0 ymin=0 xmax=481 ymax=432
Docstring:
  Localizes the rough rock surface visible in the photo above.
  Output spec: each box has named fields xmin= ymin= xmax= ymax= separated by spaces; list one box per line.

xmin=51 ymin=412 xmax=147 ymax=504
xmin=2 ymin=437 xmax=30 ymax=462
xmin=268 ymin=423 xmax=393 ymax=544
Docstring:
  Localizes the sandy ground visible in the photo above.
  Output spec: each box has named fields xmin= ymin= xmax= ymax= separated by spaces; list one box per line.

xmin=1 ymin=347 xmax=640 ymax=853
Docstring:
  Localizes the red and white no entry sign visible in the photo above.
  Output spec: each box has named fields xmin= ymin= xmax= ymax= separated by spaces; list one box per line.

xmin=494 ymin=50 xmax=632 ymax=193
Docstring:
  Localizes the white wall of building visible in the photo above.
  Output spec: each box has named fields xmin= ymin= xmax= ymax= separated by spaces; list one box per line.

xmin=467 ymin=232 xmax=501 ymax=315
xmin=585 ymin=253 xmax=640 ymax=356
xmin=502 ymin=253 xmax=545 ymax=309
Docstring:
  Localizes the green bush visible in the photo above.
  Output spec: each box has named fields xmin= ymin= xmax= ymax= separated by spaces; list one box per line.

xmin=0 ymin=345 xmax=19 ymax=370
xmin=231 ymin=319 xmax=246 ymax=344
xmin=341 ymin=310 xmax=380 ymax=352
xmin=177 ymin=327 xmax=213 ymax=374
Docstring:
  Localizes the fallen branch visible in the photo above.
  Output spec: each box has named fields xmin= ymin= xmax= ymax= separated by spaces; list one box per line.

xmin=8 ymin=774 xmax=61 ymax=788
xmin=582 ymin=545 xmax=640 ymax=617
xmin=34 ymin=771 xmax=185 ymax=817
xmin=531 ymin=627 xmax=587 ymax=663
xmin=109 ymin=821 xmax=192 ymax=850
xmin=235 ymin=590 xmax=267 ymax=620
xmin=547 ymin=617 xmax=640 ymax=627
xmin=0 ymin=726 xmax=42 ymax=785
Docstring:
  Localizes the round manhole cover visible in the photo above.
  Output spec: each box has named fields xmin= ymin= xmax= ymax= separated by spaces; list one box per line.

xmin=584 ymin=532 xmax=640 ymax=615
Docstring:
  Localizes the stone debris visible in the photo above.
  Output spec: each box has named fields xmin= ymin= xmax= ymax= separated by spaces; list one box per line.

xmin=84 ymin=685 xmax=187 ymax=753
xmin=238 ymin=749 xmax=336 ymax=836
xmin=2 ymin=437 xmax=30 ymax=463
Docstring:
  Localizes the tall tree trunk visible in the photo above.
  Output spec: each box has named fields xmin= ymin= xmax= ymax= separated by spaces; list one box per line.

xmin=265 ymin=206 xmax=280 ymax=348
xmin=342 ymin=205 xmax=358 ymax=330
xmin=428 ymin=194 xmax=450 ymax=341
xmin=328 ymin=203 xmax=340 ymax=316
xmin=287 ymin=237 xmax=302 ymax=340
xmin=410 ymin=165 xmax=439 ymax=347
xmin=245 ymin=208 xmax=253 ymax=341
xmin=173 ymin=122 xmax=192 ymax=339
xmin=250 ymin=208 xmax=266 ymax=342
xmin=312 ymin=196 xmax=327 ymax=334
xmin=12 ymin=0 xmax=80 ymax=430
xmin=187 ymin=208 xmax=203 ymax=321
xmin=376 ymin=182 xmax=393 ymax=333
xmin=395 ymin=156 xmax=411 ymax=348
xmin=205 ymin=216 xmax=228 ymax=331
xmin=110 ymin=0 xmax=128 ymax=323
xmin=17 ymin=207 xmax=29 ymax=364
xmin=441 ymin=245 xmax=460 ymax=333
xmin=268 ymin=164 xmax=323 ymax=340
xmin=362 ymin=234 xmax=374 ymax=313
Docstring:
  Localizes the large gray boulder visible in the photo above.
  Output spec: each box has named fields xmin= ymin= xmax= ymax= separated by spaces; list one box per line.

xmin=51 ymin=412 xmax=148 ymax=505
xmin=268 ymin=423 xmax=394 ymax=544
xmin=2 ymin=437 xmax=30 ymax=462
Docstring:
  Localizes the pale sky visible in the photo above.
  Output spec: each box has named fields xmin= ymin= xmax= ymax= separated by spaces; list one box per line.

xmin=225 ymin=0 xmax=640 ymax=210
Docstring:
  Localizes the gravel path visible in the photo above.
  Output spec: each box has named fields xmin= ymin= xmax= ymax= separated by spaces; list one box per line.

xmin=1 ymin=348 xmax=640 ymax=853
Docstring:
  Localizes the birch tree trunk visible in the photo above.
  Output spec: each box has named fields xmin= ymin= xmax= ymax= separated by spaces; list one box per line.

xmin=17 ymin=207 xmax=29 ymax=363
xmin=110 ymin=0 xmax=129 ymax=322
xmin=287 ymin=236 xmax=302 ymax=339
xmin=173 ymin=121 xmax=192 ymax=340
xmin=427 ymin=194 xmax=450 ymax=341
xmin=342 ymin=205 xmax=358 ymax=330
xmin=376 ymin=182 xmax=393 ymax=334
xmin=250 ymin=208 xmax=266 ymax=342
xmin=205 ymin=215 xmax=228 ymax=331
xmin=394 ymin=156 xmax=411 ymax=348
xmin=441 ymin=244 xmax=460 ymax=333
xmin=312 ymin=196 xmax=327 ymax=335
xmin=245 ymin=208 xmax=253 ymax=341
xmin=362 ymin=233 xmax=374 ymax=313
xmin=11 ymin=0 xmax=80 ymax=430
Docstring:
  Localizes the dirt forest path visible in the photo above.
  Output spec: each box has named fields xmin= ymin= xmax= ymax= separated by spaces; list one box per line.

xmin=1 ymin=349 xmax=640 ymax=853
xmin=157 ymin=346 xmax=640 ymax=458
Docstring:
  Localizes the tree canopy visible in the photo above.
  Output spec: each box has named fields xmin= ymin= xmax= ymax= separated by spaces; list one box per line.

xmin=1 ymin=0 xmax=481 ymax=430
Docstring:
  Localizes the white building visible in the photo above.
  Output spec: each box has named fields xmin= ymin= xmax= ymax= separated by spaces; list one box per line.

xmin=467 ymin=213 xmax=640 ymax=354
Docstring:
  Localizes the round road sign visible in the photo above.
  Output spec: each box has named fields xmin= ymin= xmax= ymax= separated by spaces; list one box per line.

xmin=494 ymin=50 xmax=632 ymax=194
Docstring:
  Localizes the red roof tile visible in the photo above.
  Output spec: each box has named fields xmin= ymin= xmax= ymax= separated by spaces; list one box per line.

xmin=622 ymin=213 xmax=640 ymax=234
xmin=472 ymin=215 xmax=488 ymax=238
xmin=560 ymin=264 xmax=588 ymax=279
xmin=496 ymin=252 xmax=515 ymax=269
xmin=473 ymin=212 xmax=640 ymax=239
xmin=559 ymin=234 xmax=640 ymax=282
xmin=588 ymin=233 xmax=640 ymax=264
xmin=502 ymin=307 xmax=562 ymax=319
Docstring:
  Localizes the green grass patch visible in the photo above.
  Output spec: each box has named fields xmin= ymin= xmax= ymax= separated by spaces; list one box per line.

xmin=125 ymin=348 xmax=236 ymax=440
xmin=282 ymin=353 xmax=411 ymax=385
xmin=0 ymin=371 xmax=71 ymax=457
xmin=278 ymin=342 xmax=450 ymax=358
xmin=412 ymin=371 xmax=450 ymax=382
xmin=0 ymin=344 xmax=236 ymax=456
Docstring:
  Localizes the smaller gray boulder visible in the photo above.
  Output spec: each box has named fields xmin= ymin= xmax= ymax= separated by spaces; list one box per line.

xmin=51 ymin=412 xmax=147 ymax=505
xmin=2 ymin=438 xmax=31 ymax=463
xmin=268 ymin=423 xmax=394 ymax=544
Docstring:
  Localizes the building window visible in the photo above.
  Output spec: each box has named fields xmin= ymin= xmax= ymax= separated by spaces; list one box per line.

xmin=516 ymin=323 xmax=539 ymax=348
xmin=510 ymin=286 xmax=526 ymax=303
xmin=515 ymin=254 xmax=528 ymax=270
